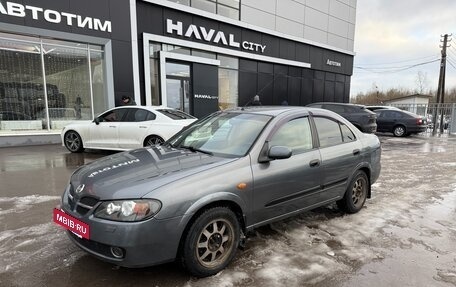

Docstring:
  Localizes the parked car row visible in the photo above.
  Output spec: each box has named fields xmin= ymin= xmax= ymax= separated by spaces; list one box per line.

xmin=307 ymin=102 xmax=428 ymax=137
xmin=61 ymin=106 xmax=196 ymax=153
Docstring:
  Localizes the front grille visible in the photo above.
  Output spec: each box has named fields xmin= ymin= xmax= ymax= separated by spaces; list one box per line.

xmin=67 ymin=184 xmax=99 ymax=216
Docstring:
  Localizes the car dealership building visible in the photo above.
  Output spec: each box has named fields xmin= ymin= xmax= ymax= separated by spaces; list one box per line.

xmin=0 ymin=0 xmax=356 ymax=144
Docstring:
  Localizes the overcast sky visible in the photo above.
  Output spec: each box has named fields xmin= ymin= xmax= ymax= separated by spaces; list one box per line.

xmin=351 ymin=0 xmax=456 ymax=98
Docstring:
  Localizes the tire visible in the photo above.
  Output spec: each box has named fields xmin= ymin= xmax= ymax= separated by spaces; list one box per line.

xmin=393 ymin=125 xmax=406 ymax=137
xmin=64 ymin=131 xmax=84 ymax=153
xmin=338 ymin=170 xmax=369 ymax=214
xmin=181 ymin=207 xmax=240 ymax=277
xmin=144 ymin=135 xmax=164 ymax=147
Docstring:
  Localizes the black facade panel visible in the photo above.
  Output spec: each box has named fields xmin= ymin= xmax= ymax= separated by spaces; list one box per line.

xmin=137 ymin=2 xmax=163 ymax=35
xmin=344 ymin=80 xmax=351 ymax=102
xmin=279 ymin=38 xmax=295 ymax=61
xmin=314 ymin=71 xmax=325 ymax=80
xmin=325 ymin=72 xmax=335 ymax=81
xmin=336 ymin=74 xmax=346 ymax=82
xmin=273 ymin=74 xmax=287 ymax=105
xmin=322 ymin=49 xmax=345 ymax=74
xmin=241 ymin=29 xmax=262 ymax=54
xmin=69 ymin=0 xmax=112 ymax=38
xmin=296 ymin=43 xmax=310 ymax=63
xmin=274 ymin=64 xmax=287 ymax=75
xmin=302 ymin=69 xmax=313 ymax=79
xmin=335 ymin=82 xmax=344 ymax=102
xmin=239 ymin=59 xmax=257 ymax=72
xmin=262 ymin=34 xmax=279 ymax=58
xmin=239 ymin=71 xmax=258 ymax=106
xmin=23 ymin=0 xmax=71 ymax=32
xmin=112 ymin=40 xmax=134 ymax=103
xmin=289 ymin=67 xmax=301 ymax=77
xmin=288 ymin=77 xmax=301 ymax=105
xmin=345 ymin=57 xmax=354 ymax=75
xmin=219 ymin=22 xmax=242 ymax=49
xmin=258 ymin=62 xmax=273 ymax=74
xmin=257 ymin=73 xmax=274 ymax=105
xmin=301 ymin=78 xmax=313 ymax=106
xmin=324 ymin=81 xmax=335 ymax=102
xmin=309 ymin=47 xmax=324 ymax=71
xmin=109 ymin=0 xmax=132 ymax=41
xmin=163 ymin=8 xmax=193 ymax=39
xmin=313 ymin=79 xmax=324 ymax=102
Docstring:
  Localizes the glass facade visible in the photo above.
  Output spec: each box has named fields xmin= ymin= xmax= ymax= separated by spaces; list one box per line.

xmin=0 ymin=32 xmax=106 ymax=132
xmin=148 ymin=42 xmax=239 ymax=111
xmin=167 ymin=0 xmax=240 ymax=20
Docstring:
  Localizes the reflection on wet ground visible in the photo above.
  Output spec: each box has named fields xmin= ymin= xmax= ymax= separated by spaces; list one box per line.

xmin=0 ymin=134 xmax=455 ymax=287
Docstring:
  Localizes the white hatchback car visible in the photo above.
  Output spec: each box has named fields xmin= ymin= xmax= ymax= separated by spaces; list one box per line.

xmin=61 ymin=106 xmax=196 ymax=153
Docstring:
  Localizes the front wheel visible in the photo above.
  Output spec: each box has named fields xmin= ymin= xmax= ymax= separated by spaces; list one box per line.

xmin=181 ymin=207 xmax=240 ymax=277
xmin=144 ymin=135 xmax=164 ymax=146
xmin=337 ymin=170 xmax=368 ymax=214
xmin=64 ymin=131 xmax=84 ymax=153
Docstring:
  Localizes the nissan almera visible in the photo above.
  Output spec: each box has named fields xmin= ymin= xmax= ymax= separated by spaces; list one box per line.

xmin=55 ymin=106 xmax=381 ymax=277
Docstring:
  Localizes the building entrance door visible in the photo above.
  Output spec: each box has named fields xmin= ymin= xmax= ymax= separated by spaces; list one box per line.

xmin=165 ymin=62 xmax=191 ymax=114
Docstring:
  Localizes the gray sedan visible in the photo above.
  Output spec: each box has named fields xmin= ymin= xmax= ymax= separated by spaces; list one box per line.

xmin=55 ymin=106 xmax=381 ymax=277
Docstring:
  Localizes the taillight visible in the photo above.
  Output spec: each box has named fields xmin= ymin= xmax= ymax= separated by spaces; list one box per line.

xmin=417 ymin=118 xmax=423 ymax=125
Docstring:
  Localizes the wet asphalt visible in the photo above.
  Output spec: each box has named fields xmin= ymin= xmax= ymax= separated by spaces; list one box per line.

xmin=0 ymin=135 xmax=455 ymax=287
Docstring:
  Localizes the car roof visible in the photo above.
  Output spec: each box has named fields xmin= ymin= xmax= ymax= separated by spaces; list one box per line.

xmin=224 ymin=106 xmax=315 ymax=117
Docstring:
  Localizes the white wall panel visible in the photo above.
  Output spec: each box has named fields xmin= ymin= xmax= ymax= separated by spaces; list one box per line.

xmin=305 ymin=7 xmax=329 ymax=31
xmin=240 ymin=4 xmax=276 ymax=30
xmin=328 ymin=33 xmax=348 ymax=50
xmin=276 ymin=0 xmax=305 ymax=23
xmin=329 ymin=16 xmax=349 ymax=37
xmin=242 ymin=0 xmax=276 ymax=14
xmin=349 ymin=6 xmax=356 ymax=24
xmin=329 ymin=0 xmax=350 ymax=21
xmin=304 ymin=26 xmax=328 ymax=44
xmin=306 ymin=0 xmax=330 ymax=13
xmin=276 ymin=16 xmax=304 ymax=37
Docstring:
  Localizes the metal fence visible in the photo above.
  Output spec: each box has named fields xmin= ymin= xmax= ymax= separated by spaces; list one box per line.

xmin=388 ymin=103 xmax=456 ymax=135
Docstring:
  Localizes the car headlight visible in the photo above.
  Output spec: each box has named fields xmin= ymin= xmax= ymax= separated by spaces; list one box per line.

xmin=94 ymin=199 xmax=161 ymax=222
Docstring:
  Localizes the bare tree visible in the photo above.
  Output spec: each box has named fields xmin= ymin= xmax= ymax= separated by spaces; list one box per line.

xmin=415 ymin=71 xmax=429 ymax=94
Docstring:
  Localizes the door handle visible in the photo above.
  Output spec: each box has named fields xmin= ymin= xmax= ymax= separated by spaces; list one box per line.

xmin=139 ymin=126 xmax=147 ymax=128
xmin=353 ymin=149 xmax=360 ymax=155
xmin=309 ymin=159 xmax=320 ymax=167
xmin=109 ymin=126 xmax=116 ymax=128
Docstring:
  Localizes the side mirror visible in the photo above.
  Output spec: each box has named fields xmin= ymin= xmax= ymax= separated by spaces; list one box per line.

xmin=268 ymin=146 xmax=292 ymax=160
xmin=93 ymin=118 xmax=100 ymax=125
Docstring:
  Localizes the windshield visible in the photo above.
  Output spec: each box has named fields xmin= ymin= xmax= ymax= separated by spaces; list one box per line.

xmin=169 ymin=112 xmax=272 ymax=157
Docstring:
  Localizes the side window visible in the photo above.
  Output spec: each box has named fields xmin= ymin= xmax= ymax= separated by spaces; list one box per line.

xmin=269 ymin=117 xmax=313 ymax=154
xmin=314 ymin=117 xmax=343 ymax=147
xmin=99 ymin=108 xmax=128 ymax=122
xmin=340 ymin=123 xmax=356 ymax=142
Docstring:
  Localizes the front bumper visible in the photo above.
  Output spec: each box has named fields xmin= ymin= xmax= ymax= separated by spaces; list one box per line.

xmin=60 ymin=185 xmax=188 ymax=268
xmin=64 ymin=213 xmax=186 ymax=267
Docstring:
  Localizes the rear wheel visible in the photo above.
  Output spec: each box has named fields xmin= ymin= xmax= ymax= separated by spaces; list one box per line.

xmin=181 ymin=207 xmax=240 ymax=277
xmin=144 ymin=135 xmax=164 ymax=146
xmin=64 ymin=131 xmax=84 ymax=153
xmin=393 ymin=125 xmax=406 ymax=137
xmin=337 ymin=170 xmax=368 ymax=214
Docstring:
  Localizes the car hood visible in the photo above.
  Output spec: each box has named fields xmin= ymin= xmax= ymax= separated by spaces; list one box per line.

xmin=70 ymin=146 xmax=234 ymax=200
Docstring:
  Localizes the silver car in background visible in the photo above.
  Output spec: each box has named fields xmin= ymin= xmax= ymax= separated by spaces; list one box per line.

xmin=56 ymin=106 xmax=381 ymax=277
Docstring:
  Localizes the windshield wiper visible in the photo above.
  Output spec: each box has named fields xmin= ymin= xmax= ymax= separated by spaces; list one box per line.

xmin=180 ymin=145 xmax=213 ymax=156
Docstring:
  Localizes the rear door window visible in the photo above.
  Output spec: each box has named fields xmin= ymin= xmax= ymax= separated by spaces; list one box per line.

xmin=313 ymin=117 xmax=343 ymax=147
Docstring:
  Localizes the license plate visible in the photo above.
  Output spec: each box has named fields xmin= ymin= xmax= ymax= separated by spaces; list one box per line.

xmin=53 ymin=208 xmax=90 ymax=240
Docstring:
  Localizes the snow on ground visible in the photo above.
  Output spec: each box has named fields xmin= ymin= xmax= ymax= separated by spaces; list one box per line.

xmin=186 ymin=136 xmax=456 ymax=287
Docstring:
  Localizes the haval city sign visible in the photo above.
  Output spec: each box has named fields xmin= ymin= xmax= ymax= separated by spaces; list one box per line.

xmin=166 ymin=19 xmax=266 ymax=53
